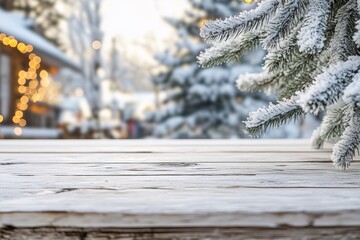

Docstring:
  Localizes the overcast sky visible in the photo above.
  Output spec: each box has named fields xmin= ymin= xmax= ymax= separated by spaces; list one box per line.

xmin=102 ymin=0 xmax=189 ymax=59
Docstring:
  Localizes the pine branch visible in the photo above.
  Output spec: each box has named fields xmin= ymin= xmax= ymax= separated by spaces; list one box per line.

xmin=332 ymin=106 xmax=360 ymax=170
xmin=200 ymin=0 xmax=280 ymax=43
xmin=343 ymin=72 xmax=360 ymax=104
xmin=244 ymin=98 xmax=304 ymax=137
xmin=237 ymin=72 xmax=277 ymax=93
xmin=298 ymin=56 xmax=360 ymax=114
xmin=264 ymin=23 xmax=301 ymax=73
xmin=198 ymin=31 xmax=261 ymax=68
xmin=328 ymin=0 xmax=358 ymax=63
xmin=262 ymin=0 xmax=309 ymax=50
xmin=297 ymin=0 xmax=332 ymax=54
xmin=320 ymin=102 xmax=352 ymax=142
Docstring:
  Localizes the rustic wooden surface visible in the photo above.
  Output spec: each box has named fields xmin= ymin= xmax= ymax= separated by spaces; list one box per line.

xmin=1 ymin=140 xmax=360 ymax=239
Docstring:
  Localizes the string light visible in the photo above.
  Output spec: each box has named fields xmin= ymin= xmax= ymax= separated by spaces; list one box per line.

xmin=243 ymin=0 xmax=254 ymax=3
xmin=92 ymin=40 xmax=102 ymax=50
xmin=0 ymin=33 xmax=50 ymax=134
xmin=13 ymin=127 xmax=22 ymax=136
xmin=199 ymin=19 xmax=208 ymax=29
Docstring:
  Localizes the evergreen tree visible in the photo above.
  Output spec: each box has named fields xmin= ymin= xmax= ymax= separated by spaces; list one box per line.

xmin=149 ymin=0 xmax=269 ymax=139
xmin=11 ymin=0 xmax=70 ymax=48
xmin=199 ymin=0 xmax=360 ymax=169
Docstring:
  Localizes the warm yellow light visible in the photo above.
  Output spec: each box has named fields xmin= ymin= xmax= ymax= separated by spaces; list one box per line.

xmin=17 ymin=42 xmax=26 ymax=52
xmin=29 ymin=53 xmax=36 ymax=60
xmin=40 ymin=78 xmax=50 ymax=87
xmin=15 ymin=110 xmax=23 ymax=118
xmin=0 ymin=33 xmax=5 ymax=40
xmin=33 ymin=56 xmax=41 ymax=63
xmin=26 ymin=45 xmax=33 ymax=53
xmin=92 ymin=40 xmax=102 ymax=50
xmin=18 ymin=70 xmax=27 ymax=78
xmin=20 ymin=96 xmax=29 ymax=104
xmin=2 ymin=37 xmax=9 ymax=45
xmin=28 ymin=68 xmax=36 ymax=73
xmin=30 ymin=72 xmax=37 ymax=79
xmin=19 ymin=119 xmax=26 ymax=127
xmin=29 ymin=80 xmax=38 ymax=89
xmin=199 ymin=19 xmax=208 ymax=29
xmin=38 ymin=87 xmax=46 ymax=95
xmin=19 ymin=103 xmax=28 ymax=111
xmin=0 ymin=115 xmax=3 ymax=123
xmin=40 ymin=70 xmax=48 ymax=79
xmin=13 ymin=127 xmax=22 ymax=136
xmin=31 ymin=93 xmax=40 ymax=102
xmin=29 ymin=60 xmax=37 ymax=68
xmin=243 ymin=0 xmax=254 ymax=2
xmin=12 ymin=116 xmax=20 ymax=124
xmin=18 ymin=78 xmax=26 ymax=85
xmin=26 ymin=72 xmax=32 ymax=79
xmin=9 ymin=39 xmax=18 ymax=48
xmin=18 ymin=86 xmax=26 ymax=93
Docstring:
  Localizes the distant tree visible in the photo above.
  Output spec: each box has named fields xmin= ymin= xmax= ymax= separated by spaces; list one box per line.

xmin=68 ymin=0 xmax=103 ymax=132
xmin=7 ymin=0 xmax=71 ymax=48
xmin=148 ymin=0 xmax=270 ymax=139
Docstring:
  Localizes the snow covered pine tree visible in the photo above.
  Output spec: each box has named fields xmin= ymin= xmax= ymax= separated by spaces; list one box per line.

xmin=199 ymin=0 xmax=360 ymax=169
xmin=149 ymin=0 xmax=272 ymax=139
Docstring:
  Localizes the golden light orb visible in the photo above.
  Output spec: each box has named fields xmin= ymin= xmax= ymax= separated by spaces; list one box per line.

xmin=19 ymin=103 xmax=28 ymax=111
xmin=12 ymin=116 xmax=20 ymax=124
xmin=26 ymin=45 xmax=33 ymax=53
xmin=18 ymin=78 xmax=26 ymax=85
xmin=18 ymin=86 xmax=26 ymax=94
xmin=40 ymin=70 xmax=48 ymax=79
xmin=29 ymin=80 xmax=38 ymax=89
xmin=19 ymin=119 xmax=27 ymax=127
xmin=20 ymin=96 xmax=29 ymax=104
xmin=40 ymin=78 xmax=50 ymax=88
xmin=18 ymin=70 xmax=27 ymax=78
xmin=2 ymin=37 xmax=9 ymax=45
xmin=29 ymin=53 xmax=36 ymax=60
xmin=15 ymin=110 xmax=23 ymax=118
xmin=0 ymin=115 xmax=3 ymax=123
xmin=38 ymin=87 xmax=46 ymax=96
xmin=17 ymin=42 xmax=26 ymax=53
xmin=9 ymin=39 xmax=18 ymax=48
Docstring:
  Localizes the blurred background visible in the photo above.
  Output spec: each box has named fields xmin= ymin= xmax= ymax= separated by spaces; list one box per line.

xmin=0 ymin=0 xmax=319 ymax=139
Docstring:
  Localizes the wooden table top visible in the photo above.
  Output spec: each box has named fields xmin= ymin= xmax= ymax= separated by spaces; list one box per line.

xmin=1 ymin=140 xmax=360 ymax=229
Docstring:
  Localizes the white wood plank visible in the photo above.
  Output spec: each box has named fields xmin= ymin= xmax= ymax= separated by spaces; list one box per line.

xmin=1 ymin=140 xmax=359 ymax=230
xmin=0 ymin=139 xmax=329 ymax=153
xmin=0 ymin=152 xmax=337 ymax=164
xmin=1 ymin=188 xmax=360 ymax=228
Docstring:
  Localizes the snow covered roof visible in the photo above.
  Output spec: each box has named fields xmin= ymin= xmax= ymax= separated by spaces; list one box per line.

xmin=0 ymin=9 xmax=80 ymax=71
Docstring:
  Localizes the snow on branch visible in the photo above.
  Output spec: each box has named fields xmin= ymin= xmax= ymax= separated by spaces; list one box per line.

xmin=329 ymin=0 xmax=358 ymax=63
xmin=200 ymin=0 xmax=280 ymax=43
xmin=343 ymin=72 xmax=360 ymax=105
xmin=298 ymin=56 xmax=360 ymax=114
xmin=332 ymin=106 xmax=360 ymax=170
xmin=297 ymin=0 xmax=331 ymax=54
xmin=198 ymin=31 xmax=260 ymax=68
xmin=236 ymin=72 xmax=275 ymax=93
xmin=244 ymin=97 xmax=304 ymax=137
xmin=262 ymin=0 xmax=308 ymax=50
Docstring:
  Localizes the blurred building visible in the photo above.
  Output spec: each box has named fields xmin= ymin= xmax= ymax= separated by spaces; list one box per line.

xmin=0 ymin=8 xmax=80 ymax=138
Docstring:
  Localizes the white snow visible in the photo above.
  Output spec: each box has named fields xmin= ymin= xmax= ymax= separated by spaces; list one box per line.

xmin=0 ymin=9 xmax=79 ymax=70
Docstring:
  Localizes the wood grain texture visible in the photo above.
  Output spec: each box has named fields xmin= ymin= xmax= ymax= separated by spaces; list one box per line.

xmin=2 ymin=227 xmax=360 ymax=240
xmin=1 ymin=139 xmax=360 ymax=239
